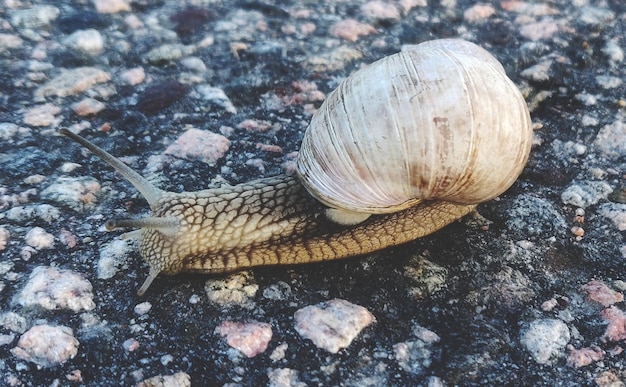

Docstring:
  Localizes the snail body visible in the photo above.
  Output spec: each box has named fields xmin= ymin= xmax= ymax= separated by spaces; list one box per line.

xmin=61 ymin=39 xmax=532 ymax=296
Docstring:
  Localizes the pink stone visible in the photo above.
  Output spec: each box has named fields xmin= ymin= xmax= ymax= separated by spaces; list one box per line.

xmin=582 ymin=280 xmax=624 ymax=307
xmin=35 ymin=67 xmax=110 ymax=98
xmin=330 ymin=19 xmax=376 ymax=42
xmin=164 ymin=128 xmax=230 ymax=165
xmin=216 ymin=320 xmax=272 ymax=358
xmin=71 ymin=97 xmax=105 ymax=116
xmin=120 ymin=67 xmax=146 ymax=86
xmin=602 ymin=306 xmax=626 ymax=342
xmin=463 ymin=4 xmax=496 ymax=22
xmin=256 ymin=143 xmax=283 ymax=153
xmin=237 ymin=119 xmax=273 ymax=133
xmin=519 ymin=19 xmax=560 ymax=41
xmin=23 ymin=103 xmax=61 ymax=127
xmin=92 ymin=0 xmax=131 ymax=14
xmin=360 ymin=1 xmax=400 ymax=21
xmin=566 ymin=345 xmax=604 ymax=368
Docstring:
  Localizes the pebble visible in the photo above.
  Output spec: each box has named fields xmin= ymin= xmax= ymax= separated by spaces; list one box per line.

xmin=215 ymin=320 xmax=273 ymax=358
xmin=23 ymin=103 xmax=62 ymax=127
xmin=594 ymin=120 xmax=626 ymax=158
xmin=237 ymin=119 xmax=273 ymax=133
xmin=11 ymin=325 xmax=79 ymax=368
xmin=92 ymin=0 xmax=131 ymax=14
xmin=134 ymin=302 xmax=152 ymax=316
xmin=329 ymin=19 xmax=376 ymax=42
xmin=97 ymin=238 xmax=132 ymax=280
xmin=575 ymin=92 xmax=597 ymax=106
xmin=0 ymin=122 xmax=30 ymax=140
xmin=269 ymin=342 xmax=288 ymax=361
xmin=9 ymin=5 xmax=60 ymax=28
xmin=5 ymin=204 xmax=60 ymax=224
xmin=194 ymin=85 xmax=237 ymax=114
xmin=520 ymin=60 xmax=552 ymax=81
xmin=581 ymin=114 xmax=599 ymax=126
xmin=500 ymin=1 xmax=558 ymax=15
xmin=578 ymin=6 xmax=615 ymax=25
xmin=0 ymin=33 xmax=23 ymax=53
xmin=463 ymin=4 xmax=496 ymax=22
xmin=62 ymin=29 xmax=105 ymax=56
xmin=413 ymin=325 xmax=440 ymax=344
xmin=394 ymin=340 xmax=433 ymax=375
xmin=59 ymin=229 xmax=77 ymax=248
xmin=596 ymin=75 xmax=622 ymax=89
xmin=520 ymin=319 xmax=570 ymax=365
xmin=66 ymin=370 xmax=83 ymax=382
xmin=602 ymin=306 xmax=626 ymax=342
xmin=24 ymin=227 xmax=54 ymax=249
xmin=581 ymin=280 xmax=624 ymax=307
xmin=136 ymin=372 xmax=191 ymax=387
xmin=71 ymin=97 xmax=106 ymax=116
xmin=602 ymin=40 xmax=624 ymax=66
xmin=35 ymin=67 xmax=111 ymax=98
xmin=204 ymin=271 xmax=258 ymax=309
xmin=566 ymin=345 xmax=604 ymax=368
xmin=17 ymin=266 xmax=95 ymax=312
xmin=267 ymin=368 xmax=306 ymax=387
xmin=0 ymin=227 xmax=8 ymax=251
xmin=0 ymin=333 xmax=15 ymax=346
xmin=0 ymin=312 xmax=28 ymax=334
xmin=122 ymin=338 xmax=140 ymax=352
xmin=164 ymin=128 xmax=230 ymax=166
xmin=262 ymin=281 xmax=292 ymax=301
xmin=561 ymin=181 xmax=613 ymax=208
xmin=120 ymin=67 xmax=145 ymax=85
xmin=294 ymin=298 xmax=375 ymax=353
xmin=598 ymin=203 xmax=626 ymax=231
xmin=519 ymin=19 xmax=560 ymax=41
xmin=180 ymin=56 xmax=208 ymax=73
xmin=303 ymin=46 xmax=363 ymax=73
xmin=40 ymin=176 xmax=101 ymax=212
xmin=360 ymin=1 xmax=401 ymax=21
xmin=145 ymin=44 xmax=196 ymax=64
xmin=596 ymin=370 xmax=624 ymax=386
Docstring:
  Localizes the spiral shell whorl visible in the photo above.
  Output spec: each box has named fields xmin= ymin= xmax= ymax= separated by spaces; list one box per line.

xmin=297 ymin=39 xmax=532 ymax=214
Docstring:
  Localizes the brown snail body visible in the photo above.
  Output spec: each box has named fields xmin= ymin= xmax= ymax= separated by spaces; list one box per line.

xmin=61 ymin=39 xmax=532 ymax=296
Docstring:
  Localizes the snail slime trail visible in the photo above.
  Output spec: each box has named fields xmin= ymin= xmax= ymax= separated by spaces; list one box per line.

xmin=61 ymin=39 xmax=532 ymax=296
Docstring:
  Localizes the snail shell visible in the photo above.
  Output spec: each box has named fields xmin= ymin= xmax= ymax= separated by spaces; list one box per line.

xmin=298 ymin=39 xmax=532 ymax=214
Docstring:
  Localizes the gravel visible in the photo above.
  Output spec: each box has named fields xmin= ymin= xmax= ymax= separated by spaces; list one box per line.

xmin=0 ymin=0 xmax=625 ymax=385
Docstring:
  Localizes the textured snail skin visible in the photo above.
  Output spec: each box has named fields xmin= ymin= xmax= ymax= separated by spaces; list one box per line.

xmin=60 ymin=128 xmax=474 ymax=295
xmin=141 ymin=175 xmax=475 ymax=283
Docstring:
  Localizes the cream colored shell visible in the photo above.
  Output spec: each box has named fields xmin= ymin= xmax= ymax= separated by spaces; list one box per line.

xmin=297 ymin=39 xmax=533 ymax=214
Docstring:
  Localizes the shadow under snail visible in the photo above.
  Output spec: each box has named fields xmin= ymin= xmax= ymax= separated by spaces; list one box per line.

xmin=61 ymin=39 xmax=533 ymax=296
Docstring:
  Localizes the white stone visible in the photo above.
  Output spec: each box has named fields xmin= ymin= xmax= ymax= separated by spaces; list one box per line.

xmin=595 ymin=120 xmax=626 ymax=158
xmin=520 ymin=319 xmax=570 ymax=364
xmin=63 ymin=29 xmax=105 ymax=56
xmin=97 ymin=238 xmax=132 ymax=279
xmin=24 ymin=227 xmax=54 ymax=249
xmin=40 ymin=176 xmax=101 ymax=212
xmin=205 ymin=271 xmax=258 ymax=308
xmin=294 ymin=298 xmax=375 ymax=353
xmin=18 ymin=266 xmax=95 ymax=312
xmin=561 ymin=181 xmax=613 ymax=208
xmin=11 ymin=325 xmax=79 ymax=367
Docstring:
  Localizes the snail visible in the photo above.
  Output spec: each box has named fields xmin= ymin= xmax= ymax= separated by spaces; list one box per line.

xmin=61 ymin=39 xmax=532 ymax=296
